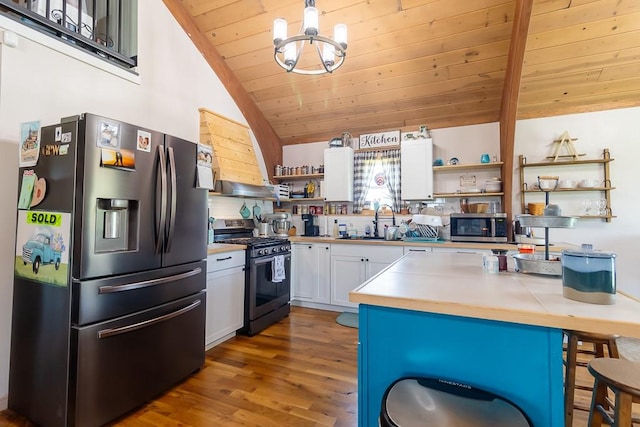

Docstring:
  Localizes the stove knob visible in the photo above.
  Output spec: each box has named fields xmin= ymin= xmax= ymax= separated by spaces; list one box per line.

xmin=258 ymin=249 xmax=265 ymax=256
xmin=281 ymin=245 xmax=288 ymax=252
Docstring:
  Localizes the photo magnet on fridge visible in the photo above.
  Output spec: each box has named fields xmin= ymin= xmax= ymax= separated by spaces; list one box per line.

xmin=97 ymin=121 xmax=120 ymax=149
xmin=19 ymin=121 xmax=41 ymax=167
xmin=14 ymin=210 xmax=71 ymax=287
xmin=100 ymin=148 xmax=135 ymax=171
xmin=136 ymin=130 xmax=151 ymax=152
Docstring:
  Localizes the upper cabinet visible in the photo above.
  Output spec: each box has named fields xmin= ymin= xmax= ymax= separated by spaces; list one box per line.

xmin=518 ymin=149 xmax=615 ymax=222
xmin=401 ymin=138 xmax=433 ymax=200
xmin=324 ymin=147 xmax=354 ymax=202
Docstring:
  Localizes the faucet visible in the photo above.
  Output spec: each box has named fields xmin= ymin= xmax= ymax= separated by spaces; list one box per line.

xmin=373 ymin=204 xmax=396 ymax=238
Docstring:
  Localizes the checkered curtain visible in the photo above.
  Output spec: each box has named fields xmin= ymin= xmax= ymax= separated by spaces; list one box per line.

xmin=353 ymin=150 xmax=377 ymax=213
xmin=380 ymin=149 xmax=401 ymax=212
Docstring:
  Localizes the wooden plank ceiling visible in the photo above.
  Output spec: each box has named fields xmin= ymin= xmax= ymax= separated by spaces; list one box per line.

xmin=175 ymin=0 xmax=640 ymax=146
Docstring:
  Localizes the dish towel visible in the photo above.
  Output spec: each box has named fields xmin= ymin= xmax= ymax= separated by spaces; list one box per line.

xmin=272 ymin=255 xmax=286 ymax=283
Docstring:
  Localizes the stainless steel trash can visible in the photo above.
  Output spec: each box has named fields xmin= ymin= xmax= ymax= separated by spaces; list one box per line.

xmin=379 ymin=377 xmax=531 ymax=426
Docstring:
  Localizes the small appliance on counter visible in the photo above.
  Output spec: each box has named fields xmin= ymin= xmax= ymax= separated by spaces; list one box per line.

xmin=301 ymin=213 xmax=320 ymax=236
xmin=561 ymin=245 xmax=616 ymax=305
xmin=450 ymin=213 xmax=508 ymax=243
xmin=265 ymin=212 xmax=291 ymax=237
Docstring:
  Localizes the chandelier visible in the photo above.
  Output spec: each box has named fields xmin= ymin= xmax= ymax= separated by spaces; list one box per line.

xmin=272 ymin=0 xmax=348 ymax=75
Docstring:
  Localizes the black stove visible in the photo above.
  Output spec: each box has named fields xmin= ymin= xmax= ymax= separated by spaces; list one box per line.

xmin=212 ymin=218 xmax=291 ymax=336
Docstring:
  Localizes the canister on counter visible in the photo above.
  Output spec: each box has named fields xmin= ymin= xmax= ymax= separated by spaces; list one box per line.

xmin=561 ymin=246 xmax=616 ymax=305
xmin=330 ymin=204 xmax=336 ymax=214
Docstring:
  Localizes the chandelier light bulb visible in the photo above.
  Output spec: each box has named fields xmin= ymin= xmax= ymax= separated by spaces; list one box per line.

xmin=334 ymin=24 xmax=347 ymax=48
xmin=322 ymin=44 xmax=335 ymax=66
xmin=284 ymin=42 xmax=296 ymax=66
xmin=273 ymin=18 xmax=288 ymax=45
xmin=303 ymin=6 xmax=318 ymax=36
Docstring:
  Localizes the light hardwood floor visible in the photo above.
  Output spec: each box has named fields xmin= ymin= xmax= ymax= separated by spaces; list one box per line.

xmin=1 ymin=307 xmax=637 ymax=426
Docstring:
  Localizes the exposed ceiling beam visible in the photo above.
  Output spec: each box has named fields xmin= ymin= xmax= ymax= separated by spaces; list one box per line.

xmin=162 ymin=0 xmax=283 ymax=182
xmin=500 ymin=0 xmax=533 ymax=232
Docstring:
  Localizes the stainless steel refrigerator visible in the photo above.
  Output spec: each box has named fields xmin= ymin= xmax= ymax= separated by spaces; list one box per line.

xmin=9 ymin=113 xmax=208 ymax=427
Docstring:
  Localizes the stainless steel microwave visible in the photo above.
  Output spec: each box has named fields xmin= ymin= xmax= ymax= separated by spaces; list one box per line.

xmin=450 ymin=213 xmax=508 ymax=243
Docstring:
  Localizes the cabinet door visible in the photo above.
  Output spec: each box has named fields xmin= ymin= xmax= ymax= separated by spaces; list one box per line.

xmin=292 ymin=243 xmax=317 ymax=301
xmin=401 ymin=138 xmax=433 ymax=200
xmin=324 ymin=147 xmax=354 ymax=201
xmin=363 ymin=246 xmax=404 ymax=280
xmin=205 ymin=266 xmax=245 ymax=347
xmin=330 ymin=255 xmax=365 ymax=308
xmin=292 ymin=243 xmax=331 ymax=304
xmin=316 ymin=244 xmax=331 ymax=304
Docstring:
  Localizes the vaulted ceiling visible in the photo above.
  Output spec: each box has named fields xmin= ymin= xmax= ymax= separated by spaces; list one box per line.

xmin=165 ymin=0 xmax=640 ymax=149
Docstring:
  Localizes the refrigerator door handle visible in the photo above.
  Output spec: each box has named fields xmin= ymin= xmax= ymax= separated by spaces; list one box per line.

xmin=155 ymin=146 xmax=168 ymax=254
xmin=166 ymin=146 xmax=177 ymax=252
xmin=97 ymin=299 xmax=202 ymax=339
xmin=98 ymin=267 xmax=203 ymax=294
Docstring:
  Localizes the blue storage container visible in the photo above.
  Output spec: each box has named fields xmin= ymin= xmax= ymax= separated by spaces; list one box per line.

xmin=561 ymin=247 xmax=616 ymax=305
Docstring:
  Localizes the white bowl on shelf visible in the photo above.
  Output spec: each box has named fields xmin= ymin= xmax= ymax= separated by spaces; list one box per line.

xmin=579 ymin=179 xmax=600 ymax=188
xmin=557 ymin=180 xmax=577 ymax=189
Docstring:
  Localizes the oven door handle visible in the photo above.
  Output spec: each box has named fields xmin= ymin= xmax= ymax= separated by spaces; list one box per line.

xmin=97 ymin=299 xmax=201 ymax=339
xmin=98 ymin=267 xmax=202 ymax=294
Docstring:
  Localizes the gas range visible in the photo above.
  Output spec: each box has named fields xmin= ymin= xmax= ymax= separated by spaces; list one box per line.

xmin=213 ymin=219 xmax=290 ymax=258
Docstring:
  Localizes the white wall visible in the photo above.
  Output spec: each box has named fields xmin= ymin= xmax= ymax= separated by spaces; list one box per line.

xmin=513 ymin=107 xmax=640 ymax=298
xmin=0 ymin=2 xmax=266 ymax=407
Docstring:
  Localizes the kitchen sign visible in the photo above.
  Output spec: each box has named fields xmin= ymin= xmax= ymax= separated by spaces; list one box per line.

xmin=359 ymin=130 xmax=400 ymax=149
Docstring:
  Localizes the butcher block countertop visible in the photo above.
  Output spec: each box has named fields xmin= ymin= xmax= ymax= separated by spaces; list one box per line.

xmin=207 ymin=243 xmax=246 ymax=255
xmin=350 ymin=251 xmax=640 ymax=339
xmin=290 ymin=236 xmax=576 ymax=252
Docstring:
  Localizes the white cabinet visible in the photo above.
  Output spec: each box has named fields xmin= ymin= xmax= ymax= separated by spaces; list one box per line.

xmin=324 ymin=147 xmax=354 ymax=201
xmin=205 ymin=250 xmax=245 ymax=348
xmin=330 ymin=244 xmax=403 ymax=308
xmin=291 ymin=243 xmax=331 ymax=304
xmin=401 ymin=138 xmax=433 ymax=200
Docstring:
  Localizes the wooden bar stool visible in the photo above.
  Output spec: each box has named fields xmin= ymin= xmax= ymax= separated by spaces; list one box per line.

xmin=587 ymin=358 xmax=640 ymax=426
xmin=563 ymin=330 xmax=619 ymax=427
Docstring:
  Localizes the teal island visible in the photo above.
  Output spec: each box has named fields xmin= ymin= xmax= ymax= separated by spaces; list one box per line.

xmin=349 ymin=251 xmax=640 ymax=426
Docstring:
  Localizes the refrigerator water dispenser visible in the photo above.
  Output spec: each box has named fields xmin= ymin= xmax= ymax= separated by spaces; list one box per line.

xmin=96 ymin=198 xmax=138 ymax=252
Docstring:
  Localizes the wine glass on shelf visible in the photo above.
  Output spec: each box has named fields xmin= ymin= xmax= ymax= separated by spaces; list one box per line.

xmin=582 ymin=200 xmax=592 ymax=216
xmin=596 ymin=199 xmax=607 ymax=216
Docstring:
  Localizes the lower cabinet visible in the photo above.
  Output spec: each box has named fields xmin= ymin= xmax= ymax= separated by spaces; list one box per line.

xmin=330 ymin=244 xmax=404 ymax=308
xmin=291 ymin=243 xmax=331 ymax=304
xmin=206 ymin=250 xmax=245 ymax=348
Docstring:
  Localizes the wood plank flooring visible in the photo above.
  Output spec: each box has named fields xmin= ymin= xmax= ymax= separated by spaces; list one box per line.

xmin=1 ymin=306 xmax=638 ymax=426
xmin=0 ymin=307 xmax=359 ymax=427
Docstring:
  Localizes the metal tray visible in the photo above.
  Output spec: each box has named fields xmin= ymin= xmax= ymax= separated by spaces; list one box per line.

xmin=512 ymin=253 xmax=562 ymax=276
xmin=516 ymin=214 xmax=578 ymax=228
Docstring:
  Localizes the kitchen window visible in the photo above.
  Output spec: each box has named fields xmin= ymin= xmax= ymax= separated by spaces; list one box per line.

xmin=0 ymin=0 xmax=137 ymax=69
xmin=353 ymin=149 xmax=401 ymax=213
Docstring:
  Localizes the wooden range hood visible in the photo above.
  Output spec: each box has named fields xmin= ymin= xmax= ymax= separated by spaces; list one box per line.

xmin=199 ymin=108 xmax=273 ymax=198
